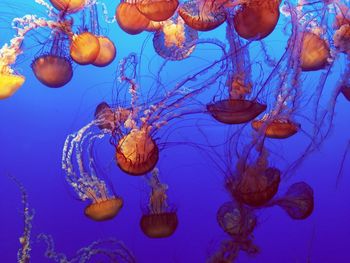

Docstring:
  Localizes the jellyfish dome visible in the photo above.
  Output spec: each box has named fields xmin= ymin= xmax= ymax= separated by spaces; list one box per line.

xmin=70 ymin=32 xmax=100 ymax=65
xmin=276 ymin=182 xmax=314 ymax=220
xmin=92 ymin=36 xmax=117 ymax=67
xmin=179 ymin=0 xmax=227 ymax=31
xmin=229 ymin=167 xmax=281 ymax=207
xmin=50 ymin=0 xmax=86 ymax=14
xmin=0 ymin=73 xmax=25 ymax=100
xmin=251 ymin=118 xmax=300 ymax=139
xmin=300 ymin=32 xmax=330 ymax=71
xmin=116 ymin=128 xmax=159 ymax=176
xmin=84 ymin=197 xmax=124 ymax=221
xmin=233 ymin=0 xmax=281 ymax=40
xmin=217 ymin=201 xmax=257 ymax=238
xmin=153 ymin=16 xmax=198 ymax=60
xmin=136 ymin=0 xmax=179 ymax=22
xmin=207 ymin=99 xmax=266 ymax=124
xmin=31 ymin=54 xmax=73 ymax=88
xmin=140 ymin=212 xmax=178 ymax=238
xmin=116 ymin=1 xmax=150 ymax=35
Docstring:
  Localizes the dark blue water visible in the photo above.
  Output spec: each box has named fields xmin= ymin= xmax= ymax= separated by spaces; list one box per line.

xmin=1 ymin=1 xmax=350 ymax=262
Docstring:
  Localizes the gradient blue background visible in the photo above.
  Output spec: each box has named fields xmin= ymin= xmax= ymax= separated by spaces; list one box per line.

xmin=0 ymin=1 xmax=350 ymax=262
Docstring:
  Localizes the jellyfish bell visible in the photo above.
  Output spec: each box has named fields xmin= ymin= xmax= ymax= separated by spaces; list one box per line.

xmin=50 ymin=0 xmax=86 ymax=14
xmin=207 ymin=99 xmax=266 ymax=124
xmin=228 ymin=167 xmax=281 ymax=207
xmin=140 ymin=211 xmax=178 ymax=238
xmin=31 ymin=54 xmax=73 ymax=88
xmin=70 ymin=32 xmax=100 ymax=65
xmin=116 ymin=128 xmax=159 ymax=175
xmin=217 ymin=201 xmax=257 ymax=238
xmin=116 ymin=1 xmax=150 ymax=35
xmin=251 ymin=118 xmax=300 ymax=139
xmin=0 ymin=73 xmax=25 ymax=99
xmin=333 ymin=24 xmax=350 ymax=55
xmin=136 ymin=0 xmax=179 ymax=22
xmin=275 ymin=182 xmax=314 ymax=220
xmin=178 ymin=0 xmax=227 ymax=31
xmin=92 ymin=36 xmax=117 ymax=67
xmin=233 ymin=0 xmax=281 ymax=40
xmin=300 ymin=32 xmax=330 ymax=71
xmin=84 ymin=197 xmax=123 ymax=221
xmin=153 ymin=16 xmax=198 ymax=60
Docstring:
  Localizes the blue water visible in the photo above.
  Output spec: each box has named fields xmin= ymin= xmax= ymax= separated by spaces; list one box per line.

xmin=1 ymin=1 xmax=350 ymax=262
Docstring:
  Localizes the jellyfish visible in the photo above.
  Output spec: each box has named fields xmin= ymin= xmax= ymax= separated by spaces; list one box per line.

xmin=272 ymin=182 xmax=314 ymax=220
xmin=226 ymin=142 xmax=281 ymax=207
xmin=233 ymin=0 xmax=281 ymax=40
xmin=50 ymin=0 xmax=86 ymax=14
xmin=153 ymin=16 xmax=198 ymax=61
xmin=0 ymin=13 xmax=73 ymax=98
xmin=208 ymin=200 xmax=259 ymax=262
xmin=136 ymin=0 xmax=179 ymax=22
xmin=94 ymin=101 xmax=131 ymax=131
xmin=62 ymin=121 xmax=123 ymax=221
xmin=300 ymin=31 xmax=330 ymax=71
xmin=31 ymin=30 xmax=73 ymax=88
xmin=116 ymin=0 xmax=151 ymax=35
xmin=70 ymin=32 xmax=101 ymax=65
xmin=178 ymin=0 xmax=227 ymax=31
xmin=207 ymin=11 xmax=266 ymax=124
xmin=140 ymin=168 xmax=178 ymax=238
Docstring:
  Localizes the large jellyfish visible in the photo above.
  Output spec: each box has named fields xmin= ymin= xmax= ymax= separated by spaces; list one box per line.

xmin=136 ymin=0 xmax=179 ymax=22
xmin=140 ymin=168 xmax=178 ymax=238
xmin=62 ymin=121 xmax=123 ymax=221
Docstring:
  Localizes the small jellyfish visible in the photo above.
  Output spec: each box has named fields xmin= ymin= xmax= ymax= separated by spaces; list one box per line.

xmin=300 ymin=32 xmax=330 ymax=71
xmin=179 ymin=0 xmax=227 ymax=31
xmin=62 ymin=122 xmax=123 ymax=221
xmin=116 ymin=0 xmax=150 ymax=35
xmin=273 ymin=182 xmax=314 ymax=220
xmin=0 ymin=72 xmax=25 ymax=100
xmin=233 ymin=0 xmax=281 ymax=40
xmin=70 ymin=32 xmax=101 ymax=65
xmin=140 ymin=168 xmax=178 ymax=238
xmin=50 ymin=0 xmax=86 ymax=14
xmin=153 ymin=16 xmax=198 ymax=61
xmin=227 ymin=144 xmax=281 ymax=207
xmin=136 ymin=0 xmax=179 ymax=22
xmin=251 ymin=117 xmax=301 ymax=139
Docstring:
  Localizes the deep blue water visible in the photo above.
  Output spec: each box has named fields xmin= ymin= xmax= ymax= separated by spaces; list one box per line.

xmin=1 ymin=1 xmax=350 ymax=262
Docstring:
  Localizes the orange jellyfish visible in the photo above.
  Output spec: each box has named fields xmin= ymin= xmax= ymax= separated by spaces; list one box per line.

xmin=300 ymin=32 xmax=330 ymax=71
xmin=0 ymin=73 xmax=25 ymax=100
xmin=226 ymin=145 xmax=281 ymax=207
xmin=251 ymin=117 xmax=300 ymax=139
xmin=178 ymin=0 xmax=227 ymax=31
xmin=62 ymin=122 xmax=123 ymax=221
xmin=70 ymin=32 xmax=100 ymax=65
xmin=50 ymin=0 xmax=86 ymax=14
xmin=273 ymin=182 xmax=314 ymax=220
xmin=140 ymin=169 xmax=178 ymax=238
xmin=31 ymin=31 xmax=73 ymax=88
xmin=116 ymin=0 xmax=150 ymax=35
xmin=136 ymin=0 xmax=179 ymax=22
xmin=153 ymin=16 xmax=198 ymax=60
xmin=207 ymin=14 xmax=266 ymax=124
xmin=233 ymin=0 xmax=281 ymax=40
